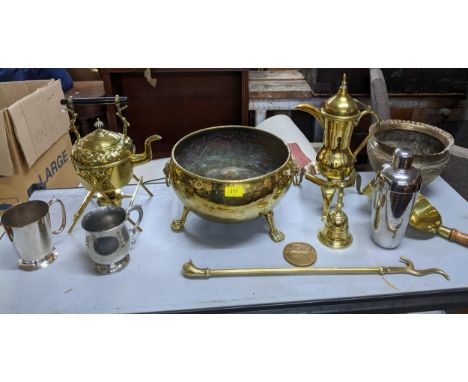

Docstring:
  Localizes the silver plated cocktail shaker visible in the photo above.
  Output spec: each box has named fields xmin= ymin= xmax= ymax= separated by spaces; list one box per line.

xmin=371 ymin=148 xmax=422 ymax=249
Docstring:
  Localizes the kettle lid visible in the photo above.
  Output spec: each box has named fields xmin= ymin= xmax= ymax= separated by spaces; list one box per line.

xmin=71 ymin=118 xmax=135 ymax=167
xmin=77 ymin=119 xmax=122 ymax=149
xmin=323 ymin=74 xmax=360 ymax=117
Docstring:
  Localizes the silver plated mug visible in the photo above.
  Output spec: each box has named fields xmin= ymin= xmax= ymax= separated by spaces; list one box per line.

xmin=1 ymin=199 xmax=66 ymax=271
xmin=81 ymin=205 xmax=143 ymax=275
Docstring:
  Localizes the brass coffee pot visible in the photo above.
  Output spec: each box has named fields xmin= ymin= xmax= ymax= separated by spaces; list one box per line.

xmin=294 ymin=74 xmax=380 ymax=248
xmin=63 ymin=96 xmax=161 ymax=232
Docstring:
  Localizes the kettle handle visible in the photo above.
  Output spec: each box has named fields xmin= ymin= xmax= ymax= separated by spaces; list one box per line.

xmin=352 ymin=106 xmax=381 ymax=161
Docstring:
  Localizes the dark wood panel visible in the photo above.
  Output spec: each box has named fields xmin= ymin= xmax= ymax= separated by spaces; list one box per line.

xmin=302 ymin=68 xmax=468 ymax=95
xmin=101 ymin=69 xmax=248 ymax=158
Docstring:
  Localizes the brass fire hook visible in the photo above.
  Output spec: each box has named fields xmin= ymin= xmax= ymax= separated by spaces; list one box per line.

xmin=182 ymin=256 xmax=450 ymax=280
xmin=382 ymin=257 xmax=450 ymax=279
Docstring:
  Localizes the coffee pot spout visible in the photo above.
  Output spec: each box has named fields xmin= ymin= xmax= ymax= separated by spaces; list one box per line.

xmin=294 ymin=103 xmax=325 ymax=127
xmin=130 ymin=134 xmax=162 ymax=167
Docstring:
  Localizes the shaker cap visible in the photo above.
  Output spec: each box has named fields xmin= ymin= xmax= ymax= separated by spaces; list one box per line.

xmin=392 ymin=148 xmax=413 ymax=169
xmin=379 ymin=147 xmax=422 ymax=193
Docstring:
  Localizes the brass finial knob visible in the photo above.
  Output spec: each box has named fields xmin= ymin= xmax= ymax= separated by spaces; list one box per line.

xmin=94 ymin=118 xmax=104 ymax=130
xmin=340 ymin=73 xmax=348 ymax=90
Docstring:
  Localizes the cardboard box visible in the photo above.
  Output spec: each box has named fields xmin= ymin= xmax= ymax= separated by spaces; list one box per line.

xmin=0 ymin=80 xmax=78 ymax=213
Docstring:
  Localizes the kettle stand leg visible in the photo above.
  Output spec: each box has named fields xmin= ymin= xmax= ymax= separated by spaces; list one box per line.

xmin=68 ymin=190 xmax=96 ymax=233
xmin=132 ymin=174 xmax=153 ymax=197
xmin=262 ymin=210 xmax=285 ymax=242
xmin=171 ymin=207 xmax=190 ymax=232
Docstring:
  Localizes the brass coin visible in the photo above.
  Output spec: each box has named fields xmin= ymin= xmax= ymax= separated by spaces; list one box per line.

xmin=283 ymin=242 xmax=317 ymax=267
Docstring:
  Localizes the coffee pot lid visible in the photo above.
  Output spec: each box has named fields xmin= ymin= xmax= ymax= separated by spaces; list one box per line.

xmin=323 ymin=74 xmax=360 ymax=117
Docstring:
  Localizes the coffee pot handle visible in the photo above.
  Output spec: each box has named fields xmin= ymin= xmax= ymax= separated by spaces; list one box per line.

xmin=127 ymin=205 xmax=144 ymax=240
xmin=352 ymin=106 xmax=381 ymax=161
xmin=48 ymin=198 xmax=67 ymax=234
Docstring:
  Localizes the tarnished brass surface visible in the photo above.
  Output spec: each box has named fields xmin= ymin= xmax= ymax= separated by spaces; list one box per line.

xmin=367 ymin=119 xmax=454 ymax=187
xmin=166 ymin=126 xmax=300 ymax=242
xmin=283 ymin=242 xmax=317 ymax=267
xmin=294 ymin=74 xmax=380 ymax=249
xmin=182 ymin=257 xmax=449 ymax=280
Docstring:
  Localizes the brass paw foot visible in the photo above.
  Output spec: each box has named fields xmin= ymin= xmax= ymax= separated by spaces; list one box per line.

xmin=269 ymin=229 xmax=285 ymax=243
xmin=171 ymin=219 xmax=184 ymax=232
xmin=171 ymin=207 xmax=190 ymax=232
xmin=262 ymin=210 xmax=285 ymax=243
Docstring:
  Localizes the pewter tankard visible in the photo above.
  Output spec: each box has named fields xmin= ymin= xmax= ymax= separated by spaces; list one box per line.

xmin=1 ymin=199 xmax=66 ymax=271
xmin=81 ymin=205 xmax=143 ymax=275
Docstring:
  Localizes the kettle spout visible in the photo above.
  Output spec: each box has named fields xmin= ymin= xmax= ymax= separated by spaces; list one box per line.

xmin=130 ymin=134 xmax=162 ymax=167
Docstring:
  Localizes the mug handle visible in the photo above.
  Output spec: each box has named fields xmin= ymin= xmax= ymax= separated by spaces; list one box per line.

xmin=127 ymin=205 xmax=144 ymax=241
xmin=48 ymin=198 xmax=67 ymax=234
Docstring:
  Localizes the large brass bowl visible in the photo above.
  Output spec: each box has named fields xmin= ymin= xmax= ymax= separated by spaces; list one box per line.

xmin=367 ymin=120 xmax=454 ymax=187
xmin=165 ymin=126 xmax=298 ymax=242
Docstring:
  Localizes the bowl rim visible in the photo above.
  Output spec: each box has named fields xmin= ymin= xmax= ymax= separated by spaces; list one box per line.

xmin=170 ymin=125 xmax=292 ymax=184
xmin=369 ymin=119 xmax=454 ymax=158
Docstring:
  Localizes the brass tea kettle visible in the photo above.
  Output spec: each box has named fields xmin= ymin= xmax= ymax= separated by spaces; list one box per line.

xmin=62 ymin=96 xmax=162 ymax=233
xmin=71 ymin=118 xmax=161 ymax=195
xmin=63 ymin=96 xmax=161 ymax=199
xmin=294 ymin=74 xmax=380 ymax=181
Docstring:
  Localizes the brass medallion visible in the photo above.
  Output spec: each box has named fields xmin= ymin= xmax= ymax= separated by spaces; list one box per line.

xmin=283 ymin=242 xmax=317 ymax=267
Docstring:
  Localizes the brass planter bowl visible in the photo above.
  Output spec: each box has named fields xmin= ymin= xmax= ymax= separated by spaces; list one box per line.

xmin=367 ymin=120 xmax=454 ymax=187
xmin=165 ymin=126 xmax=298 ymax=242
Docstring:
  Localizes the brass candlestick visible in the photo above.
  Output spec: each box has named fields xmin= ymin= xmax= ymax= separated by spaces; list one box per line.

xmin=318 ymin=180 xmax=352 ymax=249
xmin=294 ymin=74 xmax=380 ymax=248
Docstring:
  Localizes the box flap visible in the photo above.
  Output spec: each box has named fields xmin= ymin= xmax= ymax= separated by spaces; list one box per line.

xmin=0 ymin=80 xmax=49 ymax=110
xmin=7 ymin=80 xmax=69 ymax=168
xmin=0 ymin=113 xmax=14 ymax=175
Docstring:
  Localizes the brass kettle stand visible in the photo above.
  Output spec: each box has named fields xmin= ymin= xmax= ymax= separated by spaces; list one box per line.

xmin=65 ymin=97 xmax=153 ymax=233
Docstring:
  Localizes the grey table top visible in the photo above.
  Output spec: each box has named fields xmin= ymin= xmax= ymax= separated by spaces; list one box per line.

xmin=0 ymin=172 xmax=466 ymax=313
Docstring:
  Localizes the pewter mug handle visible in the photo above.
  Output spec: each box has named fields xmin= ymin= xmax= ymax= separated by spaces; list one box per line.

xmin=48 ymin=198 xmax=67 ymax=234
xmin=127 ymin=205 xmax=143 ymax=241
